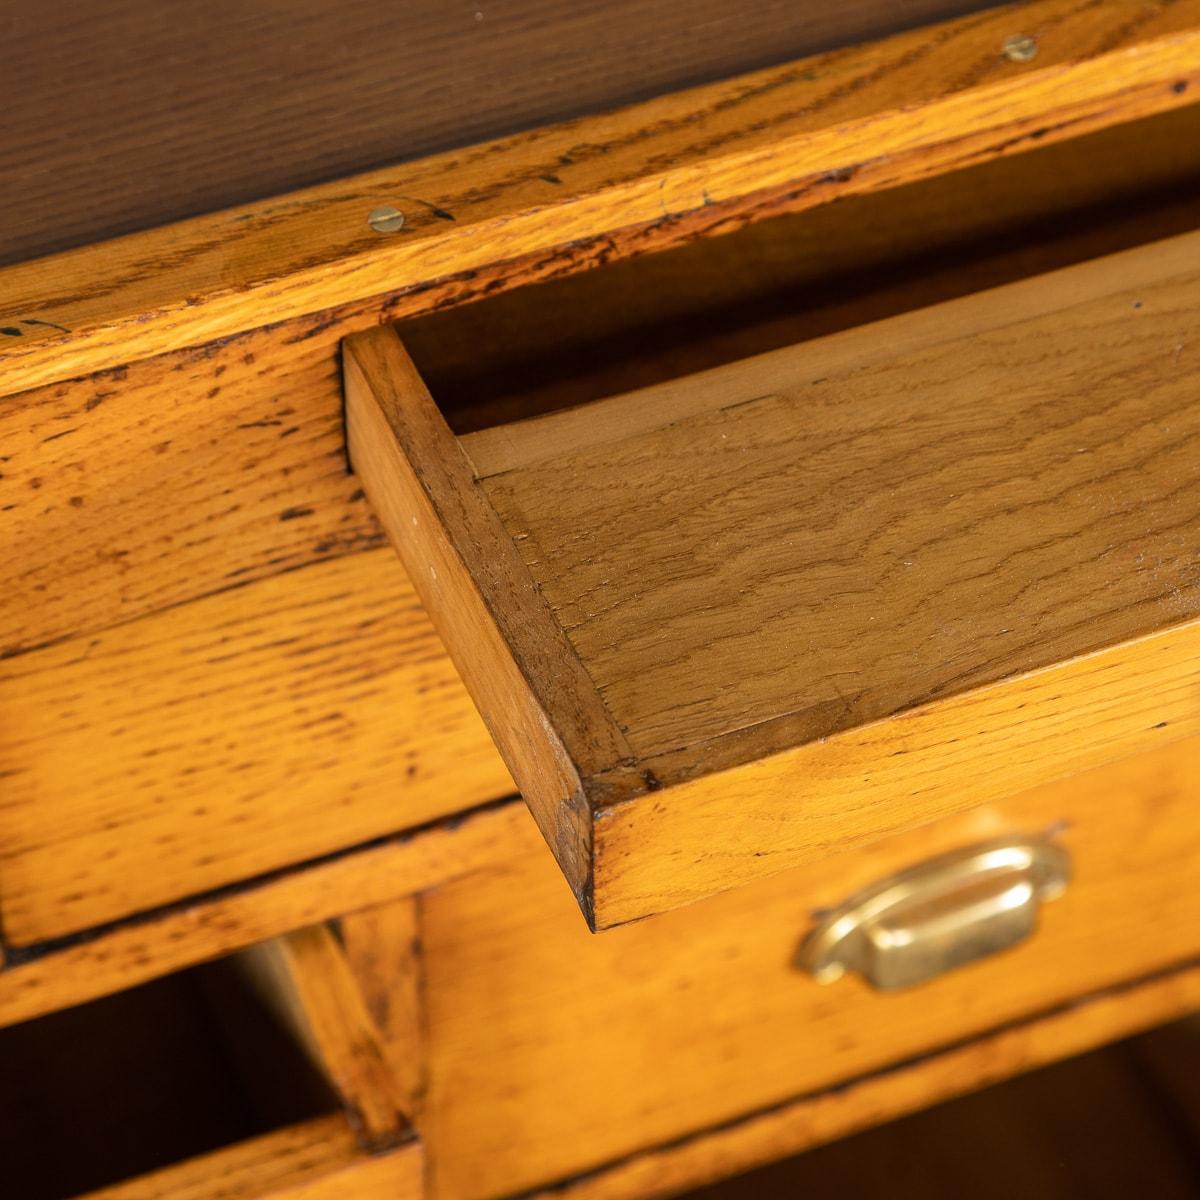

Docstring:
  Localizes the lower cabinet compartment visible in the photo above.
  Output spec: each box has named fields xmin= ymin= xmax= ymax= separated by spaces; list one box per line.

xmin=414 ymin=738 xmax=1200 ymax=1199
xmin=0 ymin=927 xmax=420 ymax=1200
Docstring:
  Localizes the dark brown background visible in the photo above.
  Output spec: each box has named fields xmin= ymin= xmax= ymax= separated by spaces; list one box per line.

xmin=0 ymin=0 xmax=999 ymax=267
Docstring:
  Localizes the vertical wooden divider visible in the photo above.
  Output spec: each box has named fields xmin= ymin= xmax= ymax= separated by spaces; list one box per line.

xmin=234 ymin=924 xmax=412 ymax=1152
xmin=340 ymin=898 xmax=429 ymax=1123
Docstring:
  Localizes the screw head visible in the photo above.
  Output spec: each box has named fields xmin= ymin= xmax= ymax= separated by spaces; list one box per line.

xmin=1002 ymin=33 xmax=1038 ymax=63
xmin=368 ymin=205 xmax=406 ymax=234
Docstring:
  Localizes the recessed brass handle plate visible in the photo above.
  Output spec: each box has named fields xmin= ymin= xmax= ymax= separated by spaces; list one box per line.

xmin=796 ymin=835 xmax=1070 ymax=991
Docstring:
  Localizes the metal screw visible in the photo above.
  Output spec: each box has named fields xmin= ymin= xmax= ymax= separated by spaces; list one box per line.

xmin=368 ymin=205 xmax=406 ymax=233
xmin=1002 ymin=33 xmax=1038 ymax=63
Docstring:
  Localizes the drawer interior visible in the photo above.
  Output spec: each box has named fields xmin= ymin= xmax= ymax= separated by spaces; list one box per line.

xmin=344 ymin=134 xmax=1200 ymax=928
xmin=401 ymin=101 xmax=1200 ymax=435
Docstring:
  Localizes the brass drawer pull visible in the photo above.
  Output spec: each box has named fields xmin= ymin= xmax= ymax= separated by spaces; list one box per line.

xmin=797 ymin=836 xmax=1070 ymax=991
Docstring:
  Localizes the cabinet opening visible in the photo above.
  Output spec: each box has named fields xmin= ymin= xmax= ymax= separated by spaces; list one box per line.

xmin=0 ymin=955 xmax=340 ymax=1200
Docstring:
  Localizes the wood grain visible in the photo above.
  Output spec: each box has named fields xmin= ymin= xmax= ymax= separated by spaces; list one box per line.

xmin=0 ymin=548 xmax=511 ymax=944
xmin=409 ymin=100 xmax=1200 ymax=434
xmin=6 ymin=100 xmax=1200 ymax=663
xmin=0 ymin=800 xmax=531 ymax=1030
xmin=521 ymin=966 xmax=1200 ymax=1200
xmin=591 ymin=619 xmax=1200 ymax=925
xmin=418 ymin=739 xmax=1200 ymax=1199
xmin=76 ymin=1115 xmax=422 ymax=1200
xmin=367 ymin=233 xmax=1200 ymax=925
xmin=236 ymin=926 xmax=411 ymax=1150
xmin=0 ymin=0 xmax=997 ymax=269
xmin=471 ymin=233 xmax=1200 ymax=756
xmin=3 ymin=106 xmax=1199 ymax=944
xmin=4 ymin=21 xmax=1200 ymax=946
xmin=0 ymin=314 xmax=384 ymax=659
xmin=3 ymin=0 xmax=1199 ymax=398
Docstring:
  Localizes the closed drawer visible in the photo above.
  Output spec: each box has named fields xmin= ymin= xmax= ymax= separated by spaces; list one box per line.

xmin=345 ymin=229 xmax=1200 ymax=929
xmin=414 ymin=739 xmax=1200 ymax=1200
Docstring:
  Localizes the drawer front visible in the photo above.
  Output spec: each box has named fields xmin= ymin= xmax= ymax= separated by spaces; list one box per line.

xmin=418 ymin=739 xmax=1200 ymax=1200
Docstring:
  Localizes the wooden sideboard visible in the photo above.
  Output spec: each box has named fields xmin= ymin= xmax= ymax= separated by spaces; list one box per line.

xmin=2 ymin=2 xmax=1199 ymax=1197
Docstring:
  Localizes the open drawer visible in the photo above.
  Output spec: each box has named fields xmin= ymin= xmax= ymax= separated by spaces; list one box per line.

xmin=345 ymin=229 xmax=1200 ymax=930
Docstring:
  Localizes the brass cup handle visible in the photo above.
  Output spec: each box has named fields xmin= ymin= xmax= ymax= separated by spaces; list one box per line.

xmin=796 ymin=835 xmax=1070 ymax=991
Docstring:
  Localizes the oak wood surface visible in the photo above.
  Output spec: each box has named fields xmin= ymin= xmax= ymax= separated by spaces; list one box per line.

xmin=5 ymin=733 xmax=1195 ymax=1035
xmin=468 ymin=233 xmax=1200 ymax=757
xmin=4 ymin=87 xmax=1200 ymax=944
xmin=518 ymin=964 xmax=1200 ymax=1199
xmin=5 ymin=99 xmax=1200 ymax=662
xmin=0 ymin=800 xmax=531 ymax=1029
xmin=235 ymin=926 xmax=411 ymax=1151
xmin=356 ymin=232 xmax=1200 ymax=925
xmin=2 ymin=0 xmax=1198 ymax=398
xmin=417 ymin=739 xmax=1200 ymax=1199
xmin=75 ymin=1115 xmax=422 ymax=1200
xmin=0 ymin=548 xmax=510 ymax=944
xmin=0 ymin=0 xmax=998 ymax=270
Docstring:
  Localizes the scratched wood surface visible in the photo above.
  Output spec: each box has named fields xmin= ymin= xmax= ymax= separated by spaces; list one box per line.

xmin=0 ymin=800 xmax=532 ymax=1029
xmin=417 ymin=740 xmax=1200 ymax=1199
xmin=2 ymin=0 xmax=1199 ymax=397
xmin=0 ymin=548 xmax=511 ymax=944
xmin=471 ymin=237 xmax=1200 ymax=759
xmin=353 ymin=232 xmax=1200 ymax=925
xmin=0 ymin=0 xmax=999 ymax=269
xmin=8 ymin=104 xmax=1200 ymax=945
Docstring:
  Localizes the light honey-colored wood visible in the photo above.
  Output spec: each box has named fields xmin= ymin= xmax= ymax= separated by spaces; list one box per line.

xmin=521 ymin=965 xmax=1200 ymax=1200
xmin=236 ymin=925 xmax=411 ymax=1150
xmin=2 ymin=0 xmax=1199 ymax=399
xmin=0 ymin=800 xmax=530 ymax=1030
xmin=6 ymin=100 xmax=1200 ymax=664
xmin=418 ymin=738 xmax=1200 ymax=1199
xmin=5 ymin=100 xmax=1200 ymax=945
xmin=0 ymin=548 xmax=511 ymax=944
xmin=350 ymin=233 xmax=1200 ymax=926
xmin=75 ymin=1115 xmax=423 ymax=1200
